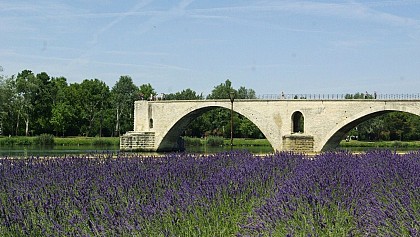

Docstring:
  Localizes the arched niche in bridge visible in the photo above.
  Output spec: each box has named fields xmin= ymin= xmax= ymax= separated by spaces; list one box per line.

xmin=149 ymin=118 xmax=153 ymax=128
xmin=292 ymin=111 xmax=304 ymax=133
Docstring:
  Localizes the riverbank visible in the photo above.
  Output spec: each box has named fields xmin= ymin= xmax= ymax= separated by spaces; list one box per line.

xmin=339 ymin=140 xmax=420 ymax=149
xmin=184 ymin=137 xmax=271 ymax=147
xmin=0 ymin=136 xmax=120 ymax=146
xmin=186 ymin=137 xmax=420 ymax=149
xmin=1 ymin=136 xmax=420 ymax=149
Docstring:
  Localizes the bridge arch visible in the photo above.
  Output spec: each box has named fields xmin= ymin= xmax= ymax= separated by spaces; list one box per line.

xmin=320 ymin=105 xmax=420 ymax=151
xmin=156 ymin=103 xmax=275 ymax=151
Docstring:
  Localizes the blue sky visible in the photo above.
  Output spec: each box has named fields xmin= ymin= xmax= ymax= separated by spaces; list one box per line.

xmin=1 ymin=0 xmax=420 ymax=96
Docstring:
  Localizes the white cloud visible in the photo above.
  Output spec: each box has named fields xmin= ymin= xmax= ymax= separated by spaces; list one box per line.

xmin=187 ymin=1 xmax=420 ymax=28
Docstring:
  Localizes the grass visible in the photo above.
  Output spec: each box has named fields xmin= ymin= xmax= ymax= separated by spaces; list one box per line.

xmin=339 ymin=139 xmax=420 ymax=148
xmin=183 ymin=137 xmax=272 ymax=147
xmin=188 ymin=137 xmax=420 ymax=149
xmin=54 ymin=137 xmax=120 ymax=146
xmin=0 ymin=136 xmax=120 ymax=146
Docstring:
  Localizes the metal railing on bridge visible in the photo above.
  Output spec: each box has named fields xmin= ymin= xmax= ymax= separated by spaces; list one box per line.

xmin=256 ymin=93 xmax=420 ymax=100
xmin=152 ymin=93 xmax=420 ymax=101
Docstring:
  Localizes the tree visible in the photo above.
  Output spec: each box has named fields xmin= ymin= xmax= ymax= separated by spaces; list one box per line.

xmin=356 ymin=116 xmax=385 ymax=141
xmin=49 ymin=77 xmax=73 ymax=136
xmin=50 ymin=101 xmax=72 ymax=137
xmin=0 ymin=74 xmax=16 ymax=135
xmin=187 ymin=79 xmax=264 ymax=139
xmin=407 ymin=114 xmax=420 ymax=140
xmin=15 ymin=70 xmax=39 ymax=136
xmin=33 ymin=72 xmax=54 ymax=134
xmin=237 ymin=86 xmax=256 ymax=99
xmin=78 ymin=79 xmax=110 ymax=137
xmin=165 ymin=88 xmax=202 ymax=100
xmin=206 ymin=79 xmax=234 ymax=99
xmin=111 ymin=76 xmax=139 ymax=136
xmin=239 ymin=118 xmax=261 ymax=138
xmin=384 ymin=112 xmax=411 ymax=141
xmin=345 ymin=92 xmax=374 ymax=99
xmin=139 ymin=83 xmax=156 ymax=100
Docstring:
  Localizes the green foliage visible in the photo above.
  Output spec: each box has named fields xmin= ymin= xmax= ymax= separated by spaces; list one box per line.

xmin=0 ymin=136 xmax=121 ymax=147
xmin=0 ymin=75 xmax=15 ymax=136
xmin=92 ymin=137 xmax=115 ymax=146
xmin=230 ymin=138 xmax=271 ymax=147
xmin=139 ymin=83 xmax=155 ymax=100
xmin=78 ymin=79 xmax=110 ymax=137
xmin=111 ymin=76 xmax=139 ymax=136
xmin=237 ymin=86 xmax=256 ymax=99
xmin=350 ymin=112 xmax=418 ymax=142
xmin=50 ymin=77 xmax=72 ymax=136
xmin=165 ymin=88 xmax=203 ymax=100
xmin=183 ymin=136 xmax=202 ymax=146
xmin=34 ymin=133 xmax=55 ymax=146
xmin=206 ymin=136 xmax=224 ymax=146
xmin=345 ymin=92 xmax=375 ymax=99
xmin=339 ymin=140 xmax=420 ymax=148
xmin=54 ymin=137 xmax=120 ymax=146
xmin=0 ymin=136 xmax=34 ymax=146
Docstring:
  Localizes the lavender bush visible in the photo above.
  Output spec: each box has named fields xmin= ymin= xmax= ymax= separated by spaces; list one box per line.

xmin=242 ymin=150 xmax=419 ymax=236
xmin=0 ymin=150 xmax=418 ymax=236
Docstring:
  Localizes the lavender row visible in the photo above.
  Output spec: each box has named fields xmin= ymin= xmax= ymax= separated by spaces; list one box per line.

xmin=242 ymin=150 xmax=419 ymax=236
xmin=0 ymin=150 xmax=418 ymax=236
xmin=0 ymin=151 xmax=298 ymax=236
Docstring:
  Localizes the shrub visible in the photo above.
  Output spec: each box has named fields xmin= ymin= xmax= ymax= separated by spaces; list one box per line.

xmin=0 ymin=136 xmax=15 ymax=146
xmin=392 ymin=141 xmax=408 ymax=148
xmin=0 ymin=136 xmax=34 ymax=146
xmin=34 ymin=134 xmax=55 ymax=146
xmin=206 ymin=136 xmax=224 ymax=147
xmin=183 ymin=137 xmax=202 ymax=146
xmin=92 ymin=137 xmax=114 ymax=146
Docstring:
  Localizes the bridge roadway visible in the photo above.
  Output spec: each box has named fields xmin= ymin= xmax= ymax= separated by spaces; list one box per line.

xmin=120 ymin=98 xmax=420 ymax=153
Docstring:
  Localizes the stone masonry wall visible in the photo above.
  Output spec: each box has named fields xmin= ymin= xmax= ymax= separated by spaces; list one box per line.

xmin=282 ymin=134 xmax=314 ymax=153
xmin=120 ymin=131 xmax=155 ymax=151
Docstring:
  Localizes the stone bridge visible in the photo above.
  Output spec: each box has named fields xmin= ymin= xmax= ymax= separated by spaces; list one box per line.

xmin=120 ymin=99 xmax=420 ymax=153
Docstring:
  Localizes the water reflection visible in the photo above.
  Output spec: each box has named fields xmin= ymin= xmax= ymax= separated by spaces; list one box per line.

xmin=0 ymin=145 xmax=119 ymax=157
xmin=185 ymin=145 xmax=274 ymax=154
xmin=0 ymin=145 xmax=274 ymax=157
xmin=2 ymin=144 xmax=416 ymax=157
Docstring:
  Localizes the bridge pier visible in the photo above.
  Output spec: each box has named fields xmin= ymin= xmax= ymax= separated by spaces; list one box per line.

xmin=120 ymin=131 xmax=156 ymax=151
xmin=282 ymin=134 xmax=314 ymax=153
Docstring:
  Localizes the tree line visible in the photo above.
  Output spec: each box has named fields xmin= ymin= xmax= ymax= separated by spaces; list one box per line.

xmin=0 ymin=70 xmax=260 ymax=138
xmin=1 ymin=69 xmax=419 ymax=141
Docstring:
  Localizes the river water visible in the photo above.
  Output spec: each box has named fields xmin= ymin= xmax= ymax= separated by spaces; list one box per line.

xmin=0 ymin=145 xmax=275 ymax=157
xmin=0 ymin=145 xmax=417 ymax=157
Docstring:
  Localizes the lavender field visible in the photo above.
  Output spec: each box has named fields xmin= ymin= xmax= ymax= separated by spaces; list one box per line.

xmin=0 ymin=150 xmax=418 ymax=236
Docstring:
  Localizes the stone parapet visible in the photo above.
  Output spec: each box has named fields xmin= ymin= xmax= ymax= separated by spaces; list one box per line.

xmin=120 ymin=131 xmax=155 ymax=151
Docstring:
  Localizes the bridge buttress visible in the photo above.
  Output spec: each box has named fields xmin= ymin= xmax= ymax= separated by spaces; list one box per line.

xmin=282 ymin=134 xmax=314 ymax=153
